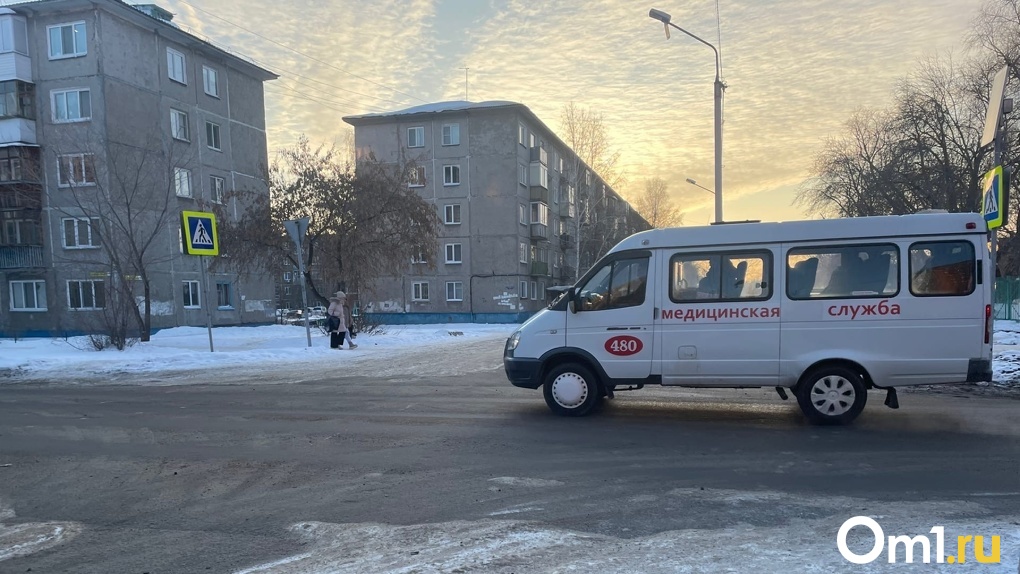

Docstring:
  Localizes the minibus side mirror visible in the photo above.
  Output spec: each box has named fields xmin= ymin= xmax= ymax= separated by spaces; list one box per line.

xmin=568 ymin=287 xmax=578 ymax=314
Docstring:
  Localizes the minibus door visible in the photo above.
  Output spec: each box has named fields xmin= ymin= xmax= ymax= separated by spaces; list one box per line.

xmin=566 ymin=252 xmax=655 ymax=380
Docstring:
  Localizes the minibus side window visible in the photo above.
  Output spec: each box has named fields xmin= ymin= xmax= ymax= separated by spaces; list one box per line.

xmin=786 ymin=244 xmax=899 ymax=299
xmin=669 ymin=251 xmax=771 ymax=302
xmin=909 ymin=241 xmax=975 ymax=296
xmin=576 ymin=257 xmax=649 ymax=311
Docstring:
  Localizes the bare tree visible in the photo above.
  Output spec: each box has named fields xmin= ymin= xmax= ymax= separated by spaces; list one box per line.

xmin=559 ymin=102 xmax=626 ymax=280
xmin=216 ymin=137 xmax=439 ymax=304
xmin=634 ymin=177 xmax=684 ymax=228
xmin=51 ymin=125 xmax=192 ymax=344
xmin=798 ymin=57 xmax=987 ymax=221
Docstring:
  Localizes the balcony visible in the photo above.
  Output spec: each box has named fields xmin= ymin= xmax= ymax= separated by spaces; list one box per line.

xmin=559 ymin=233 xmax=574 ymax=250
xmin=559 ymin=202 xmax=575 ymax=218
xmin=0 ymin=118 xmax=36 ymax=145
xmin=529 ymin=162 xmax=548 ymax=191
xmin=561 ymin=265 xmax=575 ymax=281
xmin=529 ymin=146 xmax=547 ymax=165
xmin=530 ymin=261 xmax=550 ymax=276
xmin=530 ymin=186 xmax=549 ymax=204
xmin=0 ymin=244 xmax=43 ymax=268
xmin=530 ymin=222 xmax=548 ymax=241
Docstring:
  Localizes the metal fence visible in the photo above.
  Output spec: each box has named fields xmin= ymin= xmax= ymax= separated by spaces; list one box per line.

xmin=994 ymin=277 xmax=1020 ymax=320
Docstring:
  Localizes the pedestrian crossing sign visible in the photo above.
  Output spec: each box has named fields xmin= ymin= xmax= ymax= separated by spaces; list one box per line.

xmin=982 ymin=165 xmax=1005 ymax=230
xmin=181 ymin=210 xmax=219 ymax=256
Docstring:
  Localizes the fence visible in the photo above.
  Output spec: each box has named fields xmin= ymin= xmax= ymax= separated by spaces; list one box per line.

xmin=995 ymin=277 xmax=1020 ymax=320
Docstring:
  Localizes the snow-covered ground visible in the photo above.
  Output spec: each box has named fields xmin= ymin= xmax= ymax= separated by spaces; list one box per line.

xmin=2 ymin=321 xmax=1020 ymax=389
xmin=0 ymin=323 xmax=517 ymax=385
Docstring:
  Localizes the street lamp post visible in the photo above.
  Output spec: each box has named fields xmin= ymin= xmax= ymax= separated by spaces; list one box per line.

xmin=685 ymin=177 xmax=714 ymax=195
xmin=649 ymin=8 xmax=725 ymax=223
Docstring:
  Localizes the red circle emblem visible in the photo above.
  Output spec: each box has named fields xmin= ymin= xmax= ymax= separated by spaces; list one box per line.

xmin=605 ymin=335 xmax=643 ymax=356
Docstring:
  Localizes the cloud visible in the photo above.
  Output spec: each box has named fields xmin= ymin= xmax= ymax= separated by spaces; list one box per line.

xmin=164 ymin=0 xmax=983 ymax=221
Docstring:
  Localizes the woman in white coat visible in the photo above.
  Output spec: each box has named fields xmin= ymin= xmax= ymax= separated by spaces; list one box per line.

xmin=327 ymin=291 xmax=357 ymax=349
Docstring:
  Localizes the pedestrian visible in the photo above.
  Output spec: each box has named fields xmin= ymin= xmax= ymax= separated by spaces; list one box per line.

xmin=327 ymin=291 xmax=358 ymax=350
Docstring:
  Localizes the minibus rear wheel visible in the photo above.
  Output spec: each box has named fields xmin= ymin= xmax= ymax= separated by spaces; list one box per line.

xmin=543 ymin=362 xmax=601 ymax=417
xmin=796 ymin=365 xmax=867 ymax=425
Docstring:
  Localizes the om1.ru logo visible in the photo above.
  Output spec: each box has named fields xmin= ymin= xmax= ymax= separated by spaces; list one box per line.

xmin=837 ymin=516 xmax=1001 ymax=564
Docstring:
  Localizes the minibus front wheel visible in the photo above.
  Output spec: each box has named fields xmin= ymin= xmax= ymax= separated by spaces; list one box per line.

xmin=543 ymin=362 xmax=601 ymax=417
xmin=796 ymin=365 xmax=867 ymax=425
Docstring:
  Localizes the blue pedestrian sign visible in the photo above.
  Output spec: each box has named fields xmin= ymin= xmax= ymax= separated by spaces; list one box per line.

xmin=181 ymin=210 xmax=219 ymax=256
xmin=982 ymin=165 xmax=1005 ymax=230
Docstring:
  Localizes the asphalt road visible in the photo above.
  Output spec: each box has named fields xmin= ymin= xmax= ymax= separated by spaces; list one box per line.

xmin=1 ymin=364 xmax=1019 ymax=573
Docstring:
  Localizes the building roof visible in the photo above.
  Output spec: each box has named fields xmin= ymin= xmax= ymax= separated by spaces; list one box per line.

xmin=342 ymin=100 xmax=520 ymax=122
xmin=8 ymin=0 xmax=277 ymax=81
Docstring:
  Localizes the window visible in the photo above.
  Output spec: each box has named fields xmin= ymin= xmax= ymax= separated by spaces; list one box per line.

xmin=446 ymin=281 xmax=463 ymax=302
xmin=529 ymin=133 xmax=536 ymax=148
xmin=443 ymin=165 xmax=460 ymax=186
xmin=539 ymin=281 xmax=546 ymax=298
xmin=531 ymin=281 xmax=538 ymax=300
xmin=671 ymin=251 xmax=772 ymax=302
xmin=519 ymin=164 xmax=528 ymax=186
xmin=206 ymin=121 xmax=221 ymax=150
xmin=52 ymin=88 xmax=90 ymax=122
xmin=216 ymin=282 xmax=232 ymax=307
xmin=518 ymin=123 xmax=526 ymax=146
xmin=519 ymin=242 xmax=528 ymax=263
xmin=520 ymin=280 xmax=528 ymax=299
xmin=412 ymin=281 xmax=429 ymax=301
xmin=909 ymin=241 xmax=975 ymax=297
xmin=445 ymin=243 xmax=462 ymax=264
xmin=48 ymin=22 xmax=86 ymax=59
xmin=202 ymin=65 xmax=219 ymax=97
xmin=0 ymin=81 xmax=35 ymax=119
xmin=411 ymin=252 xmax=426 ymax=264
xmin=10 ymin=280 xmax=45 ymax=311
xmin=167 ymin=48 xmax=186 ymax=84
xmin=62 ymin=217 xmax=100 ymax=248
xmin=1 ymin=218 xmax=40 ymax=245
xmin=530 ymin=202 xmax=548 ymax=226
xmin=183 ymin=280 xmax=200 ymax=308
xmin=409 ymin=166 xmax=425 ymax=187
xmin=283 ymin=272 xmax=292 ymax=282
xmin=170 ymin=109 xmax=189 ymax=141
xmin=579 ymin=257 xmax=650 ymax=311
xmin=0 ymin=18 xmax=28 ymax=55
xmin=786 ymin=244 xmax=898 ymax=300
xmin=444 ymin=204 xmax=461 ymax=225
xmin=442 ymin=123 xmax=459 ymax=146
xmin=407 ymin=126 xmax=424 ymax=148
xmin=57 ymin=153 xmax=95 ymax=186
xmin=284 ymin=286 xmax=291 ymax=295
xmin=174 ymin=167 xmax=192 ymax=197
xmin=0 ymin=148 xmax=25 ymax=182
xmin=210 ymin=175 xmax=225 ymax=204
xmin=519 ymin=204 xmax=527 ymax=225
xmin=68 ymin=279 xmax=104 ymax=310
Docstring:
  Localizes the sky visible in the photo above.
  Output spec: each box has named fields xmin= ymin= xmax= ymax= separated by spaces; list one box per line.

xmin=139 ymin=0 xmax=993 ymax=225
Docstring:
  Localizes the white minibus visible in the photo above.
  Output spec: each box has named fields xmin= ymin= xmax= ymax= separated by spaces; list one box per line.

xmin=504 ymin=213 xmax=993 ymax=425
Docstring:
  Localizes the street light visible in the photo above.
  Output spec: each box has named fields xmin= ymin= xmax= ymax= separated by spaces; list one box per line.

xmin=685 ymin=177 xmax=714 ymax=195
xmin=649 ymin=8 xmax=725 ymax=223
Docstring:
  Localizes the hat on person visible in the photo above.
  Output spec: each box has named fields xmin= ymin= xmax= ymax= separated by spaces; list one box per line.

xmin=334 ymin=291 xmax=346 ymax=299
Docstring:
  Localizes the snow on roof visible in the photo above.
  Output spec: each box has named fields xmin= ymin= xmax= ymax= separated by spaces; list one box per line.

xmin=343 ymin=100 xmax=520 ymax=122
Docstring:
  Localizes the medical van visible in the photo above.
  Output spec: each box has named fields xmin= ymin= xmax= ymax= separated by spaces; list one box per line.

xmin=503 ymin=212 xmax=993 ymax=425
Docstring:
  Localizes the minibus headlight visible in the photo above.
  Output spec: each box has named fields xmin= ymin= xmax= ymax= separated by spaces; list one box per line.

xmin=506 ymin=331 xmax=521 ymax=354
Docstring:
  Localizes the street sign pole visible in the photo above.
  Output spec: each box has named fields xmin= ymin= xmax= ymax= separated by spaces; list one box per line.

xmin=201 ymin=255 xmax=214 ymax=352
xmin=284 ymin=217 xmax=312 ymax=348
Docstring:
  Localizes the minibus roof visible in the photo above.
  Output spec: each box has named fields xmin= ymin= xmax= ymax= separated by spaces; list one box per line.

xmin=610 ymin=212 xmax=987 ymax=253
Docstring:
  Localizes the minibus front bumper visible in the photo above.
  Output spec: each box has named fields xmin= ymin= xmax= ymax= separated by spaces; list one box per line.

xmin=967 ymin=359 xmax=992 ymax=383
xmin=504 ymin=356 xmax=543 ymax=389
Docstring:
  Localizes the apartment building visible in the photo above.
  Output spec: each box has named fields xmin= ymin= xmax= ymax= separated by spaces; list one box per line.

xmin=343 ymin=101 xmax=651 ymax=323
xmin=0 ymin=0 xmax=277 ymax=337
